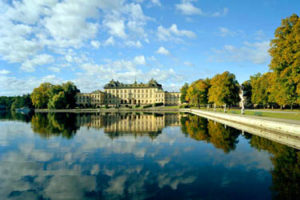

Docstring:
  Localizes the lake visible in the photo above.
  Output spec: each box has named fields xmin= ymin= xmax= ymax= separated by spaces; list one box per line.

xmin=0 ymin=112 xmax=299 ymax=200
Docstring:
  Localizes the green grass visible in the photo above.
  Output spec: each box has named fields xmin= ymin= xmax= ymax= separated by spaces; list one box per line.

xmin=195 ymin=107 xmax=300 ymax=121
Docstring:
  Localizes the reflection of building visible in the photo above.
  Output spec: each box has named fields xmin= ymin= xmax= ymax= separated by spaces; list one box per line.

xmin=76 ymin=113 xmax=181 ymax=139
xmin=76 ymin=79 xmax=181 ymax=107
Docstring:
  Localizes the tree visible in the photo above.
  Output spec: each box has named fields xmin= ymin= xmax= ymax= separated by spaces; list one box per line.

xmin=269 ymin=14 xmax=300 ymax=106
xmin=250 ymin=72 xmax=276 ymax=108
xmin=31 ymin=83 xmax=53 ymax=109
xmin=62 ymin=81 xmax=80 ymax=109
xmin=31 ymin=81 xmax=79 ymax=109
xmin=47 ymin=91 xmax=66 ymax=109
xmin=180 ymin=83 xmax=189 ymax=103
xmin=186 ymin=79 xmax=210 ymax=107
xmin=11 ymin=94 xmax=33 ymax=110
xmin=208 ymin=71 xmax=240 ymax=111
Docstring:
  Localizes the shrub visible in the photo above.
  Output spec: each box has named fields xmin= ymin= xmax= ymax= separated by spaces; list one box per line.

xmin=143 ymin=104 xmax=152 ymax=109
xmin=154 ymin=102 xmax=163 ymax=107
xmin=180 ymin=104 xmax=190 ymax=108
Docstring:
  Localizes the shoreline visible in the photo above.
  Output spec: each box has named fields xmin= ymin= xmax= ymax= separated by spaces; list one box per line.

xmin=181 ymin=109 xmax=300 ymax=138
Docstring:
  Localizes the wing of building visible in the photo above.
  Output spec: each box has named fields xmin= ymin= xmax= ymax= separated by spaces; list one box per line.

xmin=76 ymin=79 xmax=181 ymax=107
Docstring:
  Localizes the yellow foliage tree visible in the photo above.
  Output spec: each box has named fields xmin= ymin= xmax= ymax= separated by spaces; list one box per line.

xmin=269 ymin=14 xmax=300 ymax=106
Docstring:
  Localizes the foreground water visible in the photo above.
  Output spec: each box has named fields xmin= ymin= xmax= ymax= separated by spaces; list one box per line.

xmin=0 ymin=112 xmax=299 ymax=200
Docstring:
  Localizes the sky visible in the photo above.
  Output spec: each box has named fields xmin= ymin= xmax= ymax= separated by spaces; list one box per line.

xmin=0 ymin=0 xmax=299 ymax=96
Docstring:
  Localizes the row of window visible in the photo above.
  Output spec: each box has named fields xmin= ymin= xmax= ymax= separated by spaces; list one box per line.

xmin=106 ymin=89 xmax=156 ymax=94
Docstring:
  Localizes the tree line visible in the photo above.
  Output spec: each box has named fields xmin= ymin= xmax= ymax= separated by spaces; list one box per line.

xmin=181 ymin=14 xmax=300 ymax=110
xmin=0 ymin=95 xmax=33 ymax=110
xmin=0 ymin=81 xmax=79 ymax=110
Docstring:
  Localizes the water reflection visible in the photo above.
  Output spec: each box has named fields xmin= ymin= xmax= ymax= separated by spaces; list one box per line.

xmin=181 ymin=115 xmax=240 ymax=153
xmin=0 ymin=112 xmax=299 ymax=199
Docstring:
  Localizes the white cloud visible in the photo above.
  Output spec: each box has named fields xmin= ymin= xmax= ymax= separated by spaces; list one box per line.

xmin=21 ymin=54 xmax=55 ymax=72
xmin=176 ymin=0 xmax=203 ymax=15
xmin=43 ymin=0 xmax=100 ymax=48
xmin=175 ymin=1 xmax=228 ymax=17
xmin=157 ymin=24 xmax=196 ymax=41
xmin=75 ymin=57 xmax=180 ymax=92
xmin=156 ymin=46 xmax=170 ymax=55
xmin=91 ymin=40 xmax=101 ymax=48
xmin=48 ymin=66 xmax=60 ymax=73
xmin=212 ymin=41 xmax=270 ymax=64
xmin=104 ymin=17 xmax=127 ymax=39
xmin=104 ymin=36 xmax=115 ymax=46
xmin=0 ymin=74 xmax=61 ymax=96
xmin=0 ymin=69 xmax=10 ymax=75
xmin=212 ymin=8 xmax=229 ymax=17
xmin=151 ymin=0 xmax=162 ymax=7
xmin=0 ymin=0 xmax=151 ymax=72
xmin=218 ymin=27 xmax=235 ymax=37
xmin=183 ymin=61 xmax=194 ymax=67
xmin=125 ymin=40 xmax=142 ymax=48
xmin=134 ymin=55 xmax=146 ymax=65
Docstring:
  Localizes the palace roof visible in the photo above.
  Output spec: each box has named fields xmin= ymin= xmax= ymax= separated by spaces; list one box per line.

xmin=104 ymin=79 xmax=162 ymax=89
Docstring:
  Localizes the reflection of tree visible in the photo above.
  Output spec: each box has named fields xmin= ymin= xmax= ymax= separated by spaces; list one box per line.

xmin=207 ymin=121 xmax=240 ymax=153
xmin=181 ymin=115 xmax=240 ymax=153
xmin=250 ymin=136 xmax=300 ymax=199
xmin=31 ymin=113 xmax=80 ymax=139
xmin=181 ymin=115 xmax=209 ymax=141
xmin=0 ymin=111 xmax=33 ymax=122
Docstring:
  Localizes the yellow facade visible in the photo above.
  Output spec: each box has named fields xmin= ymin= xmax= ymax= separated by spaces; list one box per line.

xmin=76 ymin=90 xmax=105 ymax=107
xmin=76 ymin=79 xmax=181 ymax=107
xmin=76 ymin=113 xmax=182 ymax=138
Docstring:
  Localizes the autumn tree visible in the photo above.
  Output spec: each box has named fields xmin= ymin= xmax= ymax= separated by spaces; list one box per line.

xmin=31 ymin=81 xmax=79 ymax=109
xmin=250 ymin=72 xmax=276 ymax=108
xmin=180 ymin=83 xmax=189 ymax=103
xmin=208 ymin=71 xmax=240 ymax=111
xmin=31 ymin=82 xmax=53 ymax=109
xmin=186 ymin=79 xmax=210 ymax=107
xmin=269 ymin=14 xmax=300 ymax=107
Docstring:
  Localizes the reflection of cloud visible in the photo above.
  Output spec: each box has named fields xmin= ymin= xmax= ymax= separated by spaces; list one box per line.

xmin=157 ymin=157 xmax=171 ymax=168
xmin=0 ymin=118 xmax=276 ymax=199
xmin=44 ymin=175 xmax=96 ymax=200
xmin=157 ymin=173 xmax=196 ymax=190
xmin=105 ymin=175 xmax=127 ymax=197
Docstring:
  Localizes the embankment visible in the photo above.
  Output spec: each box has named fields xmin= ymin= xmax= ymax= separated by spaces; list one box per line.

xmin=181 ymin=109 xmax=300 ymax=139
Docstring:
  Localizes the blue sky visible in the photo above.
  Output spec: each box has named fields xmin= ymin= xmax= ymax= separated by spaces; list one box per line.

xmin=0 ymin=0 xmax=299 ymax=95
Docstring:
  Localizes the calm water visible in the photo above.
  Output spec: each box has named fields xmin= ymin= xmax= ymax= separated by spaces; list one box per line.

xmin=0 ymin=112 xmax=299 ymax=200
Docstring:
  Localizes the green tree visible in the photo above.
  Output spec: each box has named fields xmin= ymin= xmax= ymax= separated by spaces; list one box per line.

xmin=269 ymin=14 xmax=300 ymax=106
xmin=250 ymin=72 xmax=276 ymax=108
xmin=31 ymin=81 xmax=79 ymax=109
xmin=62 ymin=81 xmax=80 ymax=109
xmin=11 ymin=94 xmax=33 ymax=110
xmin=208 ymin=71 xmax=240 ymax=111
xmin=180 ymin=83 xmax=189 ymax=103
xmin=186 ymin=79 xmax=210 ymax=107
xmin=31 ymin=82 xmax=53 ymax=108
xmin=47 ymin=91 xmax=66 ymax=109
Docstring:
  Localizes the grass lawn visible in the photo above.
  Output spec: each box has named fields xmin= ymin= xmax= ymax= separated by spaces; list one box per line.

xmin=193 ymin=107 xmax=300 ymax=121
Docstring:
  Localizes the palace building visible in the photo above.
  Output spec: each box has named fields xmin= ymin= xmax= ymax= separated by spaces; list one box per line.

xmin=76 ymin=79 xmax=181 ymax=107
